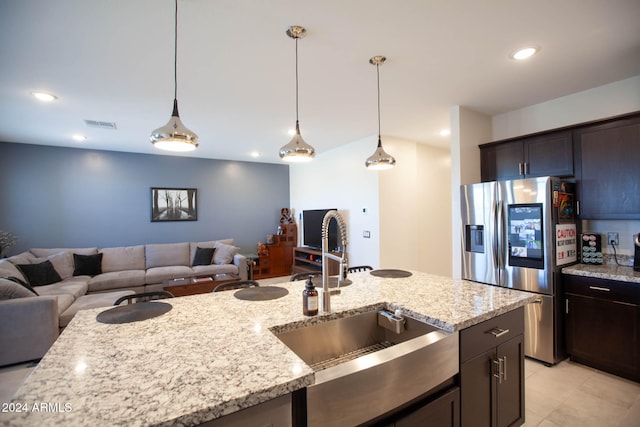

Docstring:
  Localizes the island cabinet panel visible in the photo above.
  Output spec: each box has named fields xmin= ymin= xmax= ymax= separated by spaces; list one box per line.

xmin=480 ymin=131 xmax=573 ymax=182
xmin=564 ymin=274 xmax=640 ymax=382
xmin=459 ymin=307 xmax=525 ymax=427
xmin=573 ymin=114 xmax=640 ymax=219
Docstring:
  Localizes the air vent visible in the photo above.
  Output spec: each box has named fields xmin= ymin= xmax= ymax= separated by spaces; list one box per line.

xmin=84 ymin=120 xmax=117 ymax=130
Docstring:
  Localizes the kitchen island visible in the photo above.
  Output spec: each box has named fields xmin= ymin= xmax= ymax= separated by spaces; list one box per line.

xmin=1 ymin=271 xmax=535 ymax=426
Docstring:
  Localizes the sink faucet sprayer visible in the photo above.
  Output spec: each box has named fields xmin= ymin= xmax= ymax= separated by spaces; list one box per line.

xmin=321 ymin=210 xmax=348 ymax=313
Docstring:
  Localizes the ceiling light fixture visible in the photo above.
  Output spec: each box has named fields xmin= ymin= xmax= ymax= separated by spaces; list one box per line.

xmin=150 ymin=0 xmax=198 ymax=152
xmin=279 ymin=25 xmax=315 ymax=162
xmin=365 ymin=56 xmax=396 ymax=170
xmin=31 ymin=92 xmax=57 ymax=102
xmin=72 ymin=134 xmax=87 ymax=142
xmin=510 ymin=46 xmax=539 ymax=60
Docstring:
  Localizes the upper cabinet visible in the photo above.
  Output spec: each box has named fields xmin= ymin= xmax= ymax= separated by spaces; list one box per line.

xmin=480 ymin=131 xmax=573 ymax=182
xmin=573 ymin=115 xmax=640 ymax=219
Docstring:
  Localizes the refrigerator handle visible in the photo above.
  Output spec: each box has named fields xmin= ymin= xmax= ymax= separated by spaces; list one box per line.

xmin=496 ymin=199 xmax=505 ymax=280
xmin=491 ymin=199 xmax=500 ymax=271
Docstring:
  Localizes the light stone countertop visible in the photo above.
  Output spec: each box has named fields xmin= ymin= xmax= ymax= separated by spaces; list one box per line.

xmin=562 ymin=263 xmax=640 ymax=284
xmin=1 ymin=271 xmax=535 ymax=427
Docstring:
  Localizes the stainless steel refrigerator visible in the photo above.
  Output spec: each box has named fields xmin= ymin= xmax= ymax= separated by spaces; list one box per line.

xmin=460 ymin=176 xmax=578 ymax=365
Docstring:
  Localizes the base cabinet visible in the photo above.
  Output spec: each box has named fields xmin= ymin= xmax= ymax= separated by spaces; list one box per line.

xmin=564 ymin=274 xmax=640 ymax=382
xmin=395 ymin=387 xmax=460 ymax=427
xmin=460 ymin=307 xmax=525 ymax=427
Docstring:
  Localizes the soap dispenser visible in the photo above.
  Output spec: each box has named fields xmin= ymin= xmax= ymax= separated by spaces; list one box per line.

xmin=302 ymin=276 xmax=318 ymax=316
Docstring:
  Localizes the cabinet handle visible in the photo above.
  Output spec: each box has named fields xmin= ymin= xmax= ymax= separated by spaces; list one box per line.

xmin=577 ymin=201 xmax=580 ymax=216
xmin=565 ymin=298 xmax=569 ymax=314
xmin=524 ymin=162 xmax=529 ymax=175
xmin=589 ymin=286 xmax=610 ymax=292
xmin=518 ymin=162 xmax=524 ymax=175
xmin=487 ymin=327 xmax=510 ymax=338
xmin=503 ymin=356 xmax=507 ymax=382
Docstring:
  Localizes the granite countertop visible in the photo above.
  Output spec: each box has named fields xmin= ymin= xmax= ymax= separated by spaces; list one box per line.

xmin=562 ymin=263 xmax=640 ymax=284
xmin=1 ymin=271 xmax=535 ymax=427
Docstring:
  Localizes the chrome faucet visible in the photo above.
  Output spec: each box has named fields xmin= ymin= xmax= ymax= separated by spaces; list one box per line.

xmin=321 ymin=210 xmax=349 ymax=313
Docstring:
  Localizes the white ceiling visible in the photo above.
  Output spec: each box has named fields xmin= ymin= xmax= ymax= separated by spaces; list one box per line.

xmin=1 ymin=0 xmax=639 ymax=164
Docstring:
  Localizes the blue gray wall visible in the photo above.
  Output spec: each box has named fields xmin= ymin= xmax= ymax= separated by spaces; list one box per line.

xmin=0 ymin=142 xmax=290 ymax=255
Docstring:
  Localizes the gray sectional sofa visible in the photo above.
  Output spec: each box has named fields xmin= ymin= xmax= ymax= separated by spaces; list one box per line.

xmin=0 ymin=239 xmax=247 ymax=366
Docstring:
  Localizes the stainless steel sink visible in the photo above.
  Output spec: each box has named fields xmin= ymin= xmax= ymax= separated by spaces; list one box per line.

xmin=272 ymin=308 xmax=459 ymax=427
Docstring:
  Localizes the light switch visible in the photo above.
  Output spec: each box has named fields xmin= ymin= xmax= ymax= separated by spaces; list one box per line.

xmin=363 ymin=231 xmax=371 ymax=238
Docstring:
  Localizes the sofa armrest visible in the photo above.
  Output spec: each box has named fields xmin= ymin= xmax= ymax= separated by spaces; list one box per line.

xmin=0 ymin=296 xmax=59 ymax=366
xmin=233 ymin=253 xmax=248 ymax=281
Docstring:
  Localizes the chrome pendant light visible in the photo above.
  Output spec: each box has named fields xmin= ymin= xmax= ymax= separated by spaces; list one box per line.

xmin=279 ymin=26 xmax=315 ymax=162
xmin=150 ymin=0 xmax=199 ymax=152
xmin=365 ymin=56 xmax=396 ymax=170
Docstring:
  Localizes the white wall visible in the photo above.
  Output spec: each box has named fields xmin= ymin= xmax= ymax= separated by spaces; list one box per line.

xmin=450 ymin=107 xmax=492 ymax=279
xmin=290 ymin=134 xmax=452 ymax=276
xmin=289 ymin=135 xmax=381 ymax=268
xmin=379 ymin=137 xmax=452 ymax=276
xmin=492 ymin=75 xmax=640 ymax=140
xmin=491 ymin=74 xmax=640 ymax=256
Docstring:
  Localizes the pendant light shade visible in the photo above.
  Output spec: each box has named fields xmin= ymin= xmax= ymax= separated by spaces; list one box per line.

xmin=150 ymin=0 xmax=199 ymax=152
xmin=366 ymin=56 xmax=395 ymax=170
xmin=279 ymin=26 xmax=315 ymax=162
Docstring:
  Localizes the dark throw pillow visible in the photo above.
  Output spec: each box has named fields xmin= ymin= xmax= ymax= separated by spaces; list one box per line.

xmin=16 ymin=260 xmax=62 ymax=287
xmin=73 ymin=253 xmax=103 ymax=276
xmin=192 ymin=247 xmax=215 ymax=266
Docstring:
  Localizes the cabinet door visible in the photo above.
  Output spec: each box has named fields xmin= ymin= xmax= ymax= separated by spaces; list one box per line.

xmin=524 ymin=131 xmax=573 ymax=178
xmin=574 ymin=115 xmax=640 ymax=219
xmin=566 ymin=292 xmax=639 ymax=381
xmin=496 ymin=335 xmax=525 ymax=427
xmin=481 ymin=142 xmax=524 ymax=182
xmin=460 ymin=349 xmax=495 ymax=427
xmin=395 ymin=387 xmax=460 ymax=427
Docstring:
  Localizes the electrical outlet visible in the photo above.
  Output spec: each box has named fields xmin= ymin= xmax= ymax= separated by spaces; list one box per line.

xmin=363 ymin=230 xmax=371 ymax=238
xmin=607 ymin=232 xmax=619 ymax=245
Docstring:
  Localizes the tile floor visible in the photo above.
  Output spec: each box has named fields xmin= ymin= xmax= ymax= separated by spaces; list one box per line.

xmin=2 ymin=276 xmax=639 ymax=426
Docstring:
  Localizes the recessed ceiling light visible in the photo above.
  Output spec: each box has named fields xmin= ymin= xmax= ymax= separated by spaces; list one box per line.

xmin=250 ymin=151 xmax=260 ymax=158
xmin=31 ymin=91 xmax=58 ymax=102
xmin=72 ymin=134 xmax=87 ymax=142
xmin=510 ymin=47 xmax=539 ymax=60
xmin=439 ymin=129 xmax=451 ymax=137
xmin=287 ymin=129 xmax=296 ymax=136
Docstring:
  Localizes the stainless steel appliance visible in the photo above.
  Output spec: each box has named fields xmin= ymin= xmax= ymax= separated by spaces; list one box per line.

xmin=460 ymin=176 xmax=577 ymax=365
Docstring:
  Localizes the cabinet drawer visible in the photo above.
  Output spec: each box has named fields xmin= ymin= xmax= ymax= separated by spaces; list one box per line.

xmin=460 ymin=307 xmax=524 ymax=363
xmin=563 ymin=274 xmax=640 ymax=304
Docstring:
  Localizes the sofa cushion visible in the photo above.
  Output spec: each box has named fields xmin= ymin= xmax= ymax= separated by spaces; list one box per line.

xmin=0 ymin=259 xmax=28 ymax=283
xmin=88 ymin=270 xmax=146 ymax=293
xmin=55 ymin=294 xmax=75 ymax=316
xmin=191 ymin=264 xmax=238 ymax=277
xmin=146 ymin=243 xmax=190 ymax=269
xmin=145 ymin=266 xmax=194 ymax=285
xmin=189 ymin=239 xmax=234 ymax=262
xmin=0 ymin=278 xmax=38 ymax=300
xmin=16 ymin=260 xmax=62 ymax=287
xmin=31 ymin=247 xmax=98 ymax=258
xmin=192 ymin=247 xmax=215 ymax=266
xmin=100 ymin=245 xmax=146 ymax=273
xmin=35 ymin=279 xmax=89 ymax=300
xmin=73 ymin=253 xmax=103 ymax=276
xmin=213 ymin=242 xmax=239 ymax=265
xmin=59 ymin=290 xmax=135 ymax=328
xmin=7 ymin=252 xmax=35 ymax=266
xmin=32 ymin=251 xmax=75 ymax=279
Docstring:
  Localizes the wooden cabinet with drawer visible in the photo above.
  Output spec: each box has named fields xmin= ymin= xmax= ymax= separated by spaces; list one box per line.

xmin=564 ymin=274 xmax=640 ymax=381
xmin=459 ymin=307 xmax=525 ymax=427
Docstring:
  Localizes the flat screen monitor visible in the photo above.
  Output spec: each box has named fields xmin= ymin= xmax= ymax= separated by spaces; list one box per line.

xmin=507 ymin=203 xmax=544 ymax=269
xmin=303 ymin=209 xmax=339 ymax=251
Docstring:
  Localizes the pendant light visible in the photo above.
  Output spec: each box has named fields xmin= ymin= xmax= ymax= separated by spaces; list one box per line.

xmin=150 ymin=0 xmax=199 ymax=152
xmin=365 ymin=56 xmax=396 ymax=170
xmin=279 ymin=26 xmax=315 ymax=162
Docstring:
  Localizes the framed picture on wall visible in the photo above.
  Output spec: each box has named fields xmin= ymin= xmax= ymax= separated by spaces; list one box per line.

xmin=151 ymin=188 xmax=197 ymax=222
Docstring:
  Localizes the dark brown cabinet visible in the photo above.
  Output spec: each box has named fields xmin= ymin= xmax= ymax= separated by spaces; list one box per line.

xmin=459 ymin=307 xmax=525 ymax=427
xmin=564 ymin=274 xmax=640 ymax=382
xmin=395 ymin=387 xmax=460 ymax=427
xmin=573 ymin=115 xmax=640 ymax=219
xmin=480 ymin=131 xmax=573 ymax=182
